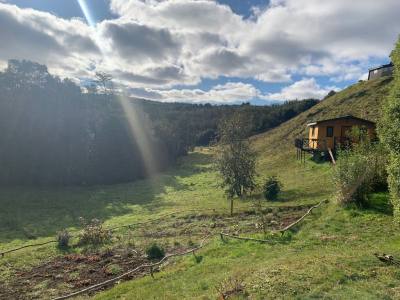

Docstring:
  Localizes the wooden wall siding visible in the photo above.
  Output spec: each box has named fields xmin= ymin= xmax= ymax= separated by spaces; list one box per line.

xmin=309 ymin=119 xmax=375 ymax=150
xmin=308 ymin=126 xmax=319 ymax=149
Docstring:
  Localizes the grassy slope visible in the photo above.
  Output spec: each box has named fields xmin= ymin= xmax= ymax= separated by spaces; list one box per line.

xmin=95 ymin=77 xmax=399 ymax=299
xmin=0 ymin=77 xmax=398 ymax=299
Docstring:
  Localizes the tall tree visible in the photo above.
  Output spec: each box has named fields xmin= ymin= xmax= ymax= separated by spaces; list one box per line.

xmin=95 ymin=71 xmax=113 ymax=94
xmin=215 ymin=112 xmax=257 ymax=215
xmin=379 ymin=36 xmax=400 ymax=221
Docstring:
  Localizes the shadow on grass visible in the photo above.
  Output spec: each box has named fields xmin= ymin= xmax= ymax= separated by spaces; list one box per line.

xmin=280 ymin=188 xmax=328 ymax=202
xmin=0 ymin=151 xmax=213 ymax=244
xmin=342 ymin=192 xmax=392 ymax=216
xmin=366 ymin=192 xmax=392 ymax=215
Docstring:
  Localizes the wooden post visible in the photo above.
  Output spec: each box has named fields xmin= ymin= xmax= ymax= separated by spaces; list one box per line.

xmin=328 ymin=148 xmax=336 ymax=165
xmin=150 ymin=266 xmax=154 ymax=278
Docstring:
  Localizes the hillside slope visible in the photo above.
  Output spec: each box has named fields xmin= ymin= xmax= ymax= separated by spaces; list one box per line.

xmin=0 ymin=77 xmax=396 ymax=299
xmin=254 ymin=76 xmax=393 ymax=156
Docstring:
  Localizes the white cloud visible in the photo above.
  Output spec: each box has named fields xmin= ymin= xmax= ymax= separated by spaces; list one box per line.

xmin=0 ymin=0 xmax=399 ymax=102
xmin=129 ymin=82 xmax=261 ymax=104
xmin=0 ymin=3 xmax=100 ymax=78
xmin=264 ymin=78 xmax=340 ymax=101
xmin=129 ymin=79 xmax=338 ymax=103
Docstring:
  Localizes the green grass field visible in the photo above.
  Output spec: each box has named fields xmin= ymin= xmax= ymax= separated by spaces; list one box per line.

xmin=1 ymin=77 xmax=399 ymax=299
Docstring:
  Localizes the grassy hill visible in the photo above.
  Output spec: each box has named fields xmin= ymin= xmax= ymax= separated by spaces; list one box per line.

xmin=0 ymin=77 xmax=398 ymax=299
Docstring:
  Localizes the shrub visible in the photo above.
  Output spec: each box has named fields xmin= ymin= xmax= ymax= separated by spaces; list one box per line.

xmin=263 ymin=176 xmax=282 ymax=201
xmin=146 ymin=243 xmax=165 ymax=260
xmin=78 ymin=218 xmax=111 ymax=247
xmin=215 ymin=275 xmax=247 ymax=299
xmin=332 ymin=130 xmax=387 ymax=207
xmin=104 ymin=264 xmax=123 ymax=276
xmin=57 ymin=229 xmax=71 ymax=249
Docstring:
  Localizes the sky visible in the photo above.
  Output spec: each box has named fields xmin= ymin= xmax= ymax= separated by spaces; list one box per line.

xmin=0 ymin=0 xmax=399 ymax=104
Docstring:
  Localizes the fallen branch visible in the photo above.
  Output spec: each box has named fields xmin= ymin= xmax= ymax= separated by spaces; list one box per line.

xmin=374 ymin=253 xmax=400 ymax=266
xmin=220 ymin=232 xmax=273 ymax=243
xmin=52 ymin=235 xmax=211 ymax=300
xmin=0 ymin=240 xmax=57 ymax=257
xmin=276 ymin=200 xmax=328 ymax=234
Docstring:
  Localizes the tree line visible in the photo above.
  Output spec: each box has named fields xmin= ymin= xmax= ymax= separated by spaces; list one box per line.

xmin=0 ymin=60 xmax=318 ymax=186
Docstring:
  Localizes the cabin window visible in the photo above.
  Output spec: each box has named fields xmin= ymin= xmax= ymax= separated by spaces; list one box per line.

xmin=326 ymin=126 xmax=334 ymax=137
xmin=311 ymin=126 xmax=315 ymax=136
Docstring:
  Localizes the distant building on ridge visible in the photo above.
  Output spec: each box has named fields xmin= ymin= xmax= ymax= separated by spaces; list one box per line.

xmin=368 ymin=62 xmax=394 ymax=80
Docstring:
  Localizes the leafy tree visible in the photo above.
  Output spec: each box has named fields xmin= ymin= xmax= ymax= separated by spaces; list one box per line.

xmin=379 ymin=37 xmax=400 ymax=219
xmin=216 ymin=112 xmax=257 ymax=215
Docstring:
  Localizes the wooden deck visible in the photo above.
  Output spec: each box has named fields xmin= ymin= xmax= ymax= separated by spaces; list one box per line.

xmin=294 ymin=138 xmax=327 ymax=152
xmin=294 ymin=137 xmax=351 ymax=152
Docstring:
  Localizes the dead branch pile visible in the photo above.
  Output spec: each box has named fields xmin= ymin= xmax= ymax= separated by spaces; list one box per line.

xmin=374 ymin=253 xmax=400 ymax=266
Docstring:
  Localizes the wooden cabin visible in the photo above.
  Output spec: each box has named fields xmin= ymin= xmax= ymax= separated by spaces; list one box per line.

xmin=306 ymin=115 xmax=375 ymax=151
xmin=368 ymin=62 xmax=394 ymax=80
xmin=295 ymin=115 xmax=376 ymax=153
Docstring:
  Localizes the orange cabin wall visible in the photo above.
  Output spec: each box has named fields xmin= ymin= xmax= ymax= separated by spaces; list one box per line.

xmin=308 ymin=119 xmax=376 ymax=150
xmin=308 ymin=125 xmax=319 ymax=149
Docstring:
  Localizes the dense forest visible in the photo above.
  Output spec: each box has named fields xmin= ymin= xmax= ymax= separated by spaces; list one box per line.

xmin=0 ymin=60 xmax=318 ymax=186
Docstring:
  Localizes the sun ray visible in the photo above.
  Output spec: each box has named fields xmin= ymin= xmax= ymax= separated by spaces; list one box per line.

xmin=116 ymin=94 xmax=159 ymax=177
xmin=77 ymin=0 xmax=96 ymax=27
xmin=76 ymin=0 xmax=158 ymax=178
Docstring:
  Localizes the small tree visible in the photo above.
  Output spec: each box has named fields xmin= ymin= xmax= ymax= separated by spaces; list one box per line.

xmin=379 ymin=36 xmax=400 ymax=221
xmin=216 ymin=112 xmax=257 ymax=215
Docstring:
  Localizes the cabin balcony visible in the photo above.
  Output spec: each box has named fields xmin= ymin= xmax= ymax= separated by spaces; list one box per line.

xmin=294 ymin=138 xmax=327 ymax=152
xmin=294 ymin=137 xmax=352 ymax=152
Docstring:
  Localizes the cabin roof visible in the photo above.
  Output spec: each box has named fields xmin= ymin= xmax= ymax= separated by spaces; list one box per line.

xmin=306 ymin=115 xmax=375 ymax=127
xmin=368 ymin=62 xmax=394 ymax=72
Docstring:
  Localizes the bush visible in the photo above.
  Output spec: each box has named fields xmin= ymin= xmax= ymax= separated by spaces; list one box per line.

xmin=263 ymin=176 xmax=282 ymax=201
xmin=146 ymin=243 xmax=165 ymax=260
xmin=104 ymin=264 xmax=123 ymax=276
xmin=332 ymin=130 xmax=387 ymax=207
xmin=78 ymin=218 xmax=111 ymax=247
xmin=57 ymin=229 xmax=71 ymax=249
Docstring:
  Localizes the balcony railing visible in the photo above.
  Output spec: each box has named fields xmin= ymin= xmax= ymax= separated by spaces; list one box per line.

xmin=294 ymin=138 xmax=327 ymax=150
xmin=295 ymin=137 xmax=353 ymax=151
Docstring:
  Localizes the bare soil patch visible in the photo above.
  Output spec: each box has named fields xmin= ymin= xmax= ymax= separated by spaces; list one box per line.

xmin=0 ymin=205 xmax=310 ymax=299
